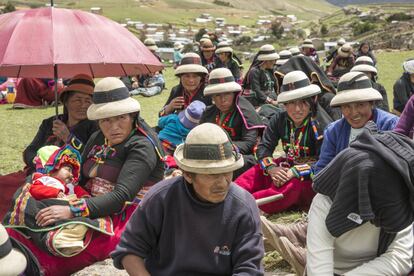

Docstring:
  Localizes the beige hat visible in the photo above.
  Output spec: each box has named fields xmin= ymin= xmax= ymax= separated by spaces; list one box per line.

xmin=301 ymin=39 xmax=314 ymax=49
xmin=257 ymin=44 xmax=280 ymax=61
xmin=200 ymin=34 xmax=210 ymax=43
xmin=338 ymin=43 xmax=353 ymax=58
xmin=174 ymin=42 xmax=184 ymax=50
xmin=174 ymin=53 xmax=208 ymax=76
xmin=276 ymin=50 xmax=292 ymax=65
xmin=0 ymin=224 xmax=27 ymax=276
xmin=403 ymin=59 xmax=414 ymax=74
xmin=144 ymin=38 xmax=158 ymax=51
xmin=174 ymin=123 xmax=244 ymax=174
xmin=351 ymin=56 xmax=377 ymax=74
xmin=289 ymin=47 xmax=301 ymax=56
xmin=330 ymin=72 xmax=383 ymax=107
xmin=60 ymin=74 xmax=94 ymax=101
xmin=215 ymin=41 xmax=233 ymax=54
xmin=87 ymin=77 xmax=141 ymax=120
xmin=200 ymin=39 xmax=216 ymax=52
xmin=277 ymin=71 xmax=321 ymax=103
xmin=204 ymin=68 xmax=241 ymax=96
xmin=337 ymin=38 xmax=346 ymax=46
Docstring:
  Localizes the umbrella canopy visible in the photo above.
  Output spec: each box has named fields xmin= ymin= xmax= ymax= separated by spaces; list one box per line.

xmin=0 ymin=7 xmax=163 ymax=78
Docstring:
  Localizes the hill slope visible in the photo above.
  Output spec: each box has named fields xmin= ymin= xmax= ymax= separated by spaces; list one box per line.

xmin=327 ymin=0 xmax=414 ymax=6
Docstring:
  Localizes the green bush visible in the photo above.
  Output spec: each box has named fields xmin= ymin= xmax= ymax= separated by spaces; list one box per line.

xmin=386 ymin=13 xmax=413 ymax=22
xmin=2 ymin=1 xmax=15 ymax=13
xmin=352 ymin=22 xmax=376 ymax=36
xmin=213 ymin=0 xmax=233 ymax=8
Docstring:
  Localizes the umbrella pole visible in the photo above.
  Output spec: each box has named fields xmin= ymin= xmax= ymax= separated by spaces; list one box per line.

xmin=54 ymin=65 xmax=59 ymax=119
xmin=51 ymin=0 xmax=54 ymax=7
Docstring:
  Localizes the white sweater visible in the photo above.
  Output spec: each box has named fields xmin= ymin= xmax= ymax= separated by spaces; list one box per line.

xmin=307 ymin=194 xmax=413 ymax=276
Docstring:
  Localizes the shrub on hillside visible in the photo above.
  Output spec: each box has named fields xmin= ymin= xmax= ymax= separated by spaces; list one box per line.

xmin=271 ymin=20 xmax=284 ymax=39
xmin=320 ymin=24 xmax=329 ymax=36
xmin=234 ymin=36 xmax=251 ymax=46
xmin=2 ymin=1 xmax=15 ymax=13
xmin=386 ymin=13 xmax=413 ymax=22
xmin=213 ymin=0 xmax=233 ymax=7
xmin=352 ymin=22 xmax=376 ymax=36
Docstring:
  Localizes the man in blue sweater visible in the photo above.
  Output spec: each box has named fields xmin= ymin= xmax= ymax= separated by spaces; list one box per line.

xmin=111 ymin=123 xmax=264 ymax=276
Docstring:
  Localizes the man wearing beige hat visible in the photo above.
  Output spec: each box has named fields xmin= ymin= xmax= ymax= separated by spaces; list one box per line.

xmin=112 ymin=123 xmax=264 ymax=276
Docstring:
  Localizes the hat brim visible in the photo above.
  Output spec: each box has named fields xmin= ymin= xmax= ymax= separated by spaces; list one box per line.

xmin=258 ymin=53 xmax=280 ymax=61
xmin=301 ymin=44 xmax=314 ymax=49
xmin=174 ymin=144 xmax=244 ymax=174
xmin=146 ymin=45 xmax=158 ymax=51
xmin=87 ymin=97 xmax=141 ymax=120
xmin=175 ymin=64 xmax=208 ymax=76
xmin=0 ymin=248 xmax=27 ymax=275
xmin=60 ymin=87 xmax=93 ymax=101
xmin=338 ymin=49 xmax=351 ymax=58
xmin=351 ymin=65 xmax=377 ymax=74
xmin=215 ymin=47 xmax=233 ymax=54
xmin=277 ymin=84 xmax=321 ymax=103
xmin=330 ymin=88 xmax=383 ymax=107
xmin=204 ymin=82 xmax=241 ymax=96
xmin=276 ymin=59 xmax=288 ymax=65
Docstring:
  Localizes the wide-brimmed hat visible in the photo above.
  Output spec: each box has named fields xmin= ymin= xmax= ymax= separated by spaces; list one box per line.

xmin=301 ymin=39 xmax=314 ymax=49
xmin=330 ymin=72 xmax=383 ymax=107
xmin=174 ymin=53 xmax=208 ymax=76
xmin=403 ymin=59 xmax=414 ymax=74
xmin=60 ymin=74 xmax=94 ymax=101
xmin=289 ymin=47 xmax=301 ymax=56
xmin=200 ymin=39 xmax=216 ymax=52
xmin=215 ymin=41 xmax=233 ymax=54
xmin=0 ymin=224 xmax=27 ymax=276
xmin=337 ymin=38 xmax=346 ymax=46
xmin=277 ymin=71 xmax=321 ymax=103
xmin=87 ymin=77 xmax=140 ymax=120
xmin=276 ymin=50 xmax=292 ymax=65
xmin=204 ymin=68 xmax=241 ymax=96
xmin=144 ymin=38 xmax=158 ymax=51
xmin=257 ymin=44 xmax=280 ymax=61
xmin=199 ymin=34 xmax=210 ymax=43
xmin=174 ymin=123 xmax=244 ymax=174
xmin=178 ymin=100 xmax=206 ymax=129
xmin=337 ymin=43 xmax=353 ymax=58
xmin=174 ymin=42 xmax=184 ymax=51
xmin=351 ymin=56 xmax=377 ymax=74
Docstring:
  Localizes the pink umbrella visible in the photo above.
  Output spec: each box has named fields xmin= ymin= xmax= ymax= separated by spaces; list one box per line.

xmin=0 ymin=7 xmax=163 ymax=114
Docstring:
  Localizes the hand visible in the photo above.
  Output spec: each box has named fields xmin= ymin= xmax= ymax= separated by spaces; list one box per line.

xmin=35 ymin=205 xmax=73 ymax=227
xmin=267 ymin=167 xmax=293 ymax=187
xmin=57 ymin=192 xmax=65 ymax=198
xmin=52 ymin=119 xmax=70 ymax=142
xmin=131 ymin=81 xmax=139 ymax=89
xmin=165 ymin=96 xmax=185 ymax=114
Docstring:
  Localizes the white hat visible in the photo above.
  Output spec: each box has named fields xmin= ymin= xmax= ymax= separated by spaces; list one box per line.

xmin=277 ymin=71 xmax=321 ymax=103
xmin=351 ymin=56 xmax=377 ymax=74
xmin=301 ymin=39 xmax=314 ymax=49
xmin=289 ymin=47 xmax=301 ymax=56
xmin=337 ymin=38 xmax=346 ymax=46
xmin=200 ymin=34 xmax=210 ymax=43
xmin=174 ymin=123 xmax=244 ymax=174
xmin=257 ymin=44 xmax=280 ymax=61
xmin=403 ymin=59 xmax=414 ymax=74
xmin=330 ymin=72 xmax=383 ymax=107
xmin=215 ymin=41 xmax=233 ymax=54
xmin=174 ymin=53 xmax=208 ymax=76
xmin=87 ymin=77 xmax=141 ymax=120
xmin=204 ymin=68 xmax=241 ymax=96
xmin=144 ymin=38 xmax=158 ymax=51
xmin=174 ymin=42 xmax=184 ymax=50
xmin=338 ymin=43 xmax=353 ymax=58
xmin=0 ymin=224 xmax=27 ymax=276
xmin=276 ymin=50 xmax=292 ymax=65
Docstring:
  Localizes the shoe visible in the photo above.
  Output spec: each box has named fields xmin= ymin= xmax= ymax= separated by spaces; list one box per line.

xmin=277 ymin=236 xmax=306 ymax=276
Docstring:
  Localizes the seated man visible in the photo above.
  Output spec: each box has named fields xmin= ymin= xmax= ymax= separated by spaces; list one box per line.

xmin=129 ymin=72 xmax=165 ymax=97
xmin=111 ymin=123 xmax=264 ymax=275
xmin=307 ymin=123 xmax=413 ymax=275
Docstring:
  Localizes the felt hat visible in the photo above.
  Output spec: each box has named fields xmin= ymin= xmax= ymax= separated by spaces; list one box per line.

xmin=289 ymin=47 xmax=301 ymax=56
xmin=144 ymin=38 xmax=158 ymax=51
xmin=60 ymin=74 xmax=94 ymax=101
xmin=301 ymin=39 xmax=314 ymax=49
xmin=403 ymin=59 xmax=414 ymax=74
xmin=257 ymin=44 xmax=280 ymax=61
xmin=351 ymin=56 xmax=377 ymax=74
xmin=277 ymin=71 xmax=321 ymax=103
xmin=200 ymin=39 xmax=216 ymax=52
xmin=276 ymin=50 xmax=292 ymax=65
xmin=338 ymin=43 xmax=353 ymax=58
xmin=0 ymin=224 xmax=27 ymax=276
xmin=215 ymin=41 xmax=233 ymax=54
xmin=174 ymin=42 xmax=184 ymax=50
xmin=204 ymin=68 xmax=241 ymax=96
xmin=174 ymin=123 xmax=244 ymax=174
xmin=330 ymin=71 xmax=383 ymax=107
xmin=337 ymin=38 xmax=346 ymax=46
xmin=174 ymin=53 xmax=208 ymax=76
xmin=199 ymin=34 xmax=210 ymax=43
xmin=178 ymin=100 xmax=206 ymax=129
xmin=87 ymin=77 xmax=140 ymax=120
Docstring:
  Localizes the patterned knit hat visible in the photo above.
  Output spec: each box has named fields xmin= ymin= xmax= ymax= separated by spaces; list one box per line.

xmin=34 ymin=145 xmax=81 ymax=183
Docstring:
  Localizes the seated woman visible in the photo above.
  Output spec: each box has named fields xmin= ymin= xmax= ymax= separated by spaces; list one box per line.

xmin=351 ymin=56 xmax=389 ymax=112
xmin=159 ymin=53 xmax=211 ymax=117
xmin=242 ymin=44 xmax=279 ymax=108
xmin=327 ymin=43 xmax=355 ymax=78
xmin=200 ymin=68 xmax=265 ymax=178
xmin=199 ymin=39 xmax=218 ymax=72
xmin=301 ymin=39 xmax=320 ymax=65
xmin=307 ymin=124 xmax=413 ymax=275
xmin=6 ymin=77 xmax=165 ymax=276
xmin=395 ymin=94 xmax=414 ymax=138
xmin=355 ymin=41 xmax=376 ymax=65
xmin=393 ymin=59 xmax=414 ymax=115
xmin=235 ymin=71 xmax=332 ymax=214
xmin=214 ymin=41 xmax=242 ymax=82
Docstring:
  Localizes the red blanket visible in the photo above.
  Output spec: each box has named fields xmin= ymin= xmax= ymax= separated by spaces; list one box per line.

xmin=0 ymin=170 xmax=27 ymax=219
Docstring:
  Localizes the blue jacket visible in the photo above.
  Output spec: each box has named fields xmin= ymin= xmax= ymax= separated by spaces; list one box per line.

xmin=314 ymin=108 xmax=398 ymax=174
xmin=158 ymin=114 xmax=190 ymax=147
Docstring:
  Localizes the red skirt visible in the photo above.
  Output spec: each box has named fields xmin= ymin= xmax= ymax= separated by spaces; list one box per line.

xmin=0 ymin=170 xmax=27 ymax=219
xmin=7 ymin=204 xmax=137 ymax=276
xmin=235 ymin=158 xmax=315 ymax=214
